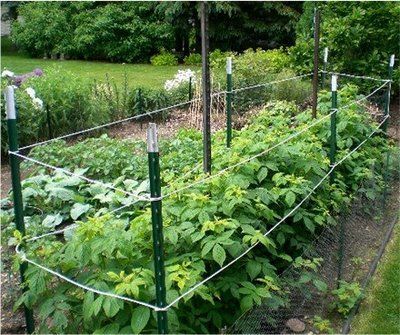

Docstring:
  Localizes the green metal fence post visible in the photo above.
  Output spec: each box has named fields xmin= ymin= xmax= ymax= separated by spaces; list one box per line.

xmin=147 ymin=123 xmax=168 ymax=334
xmin=4 ymin=86 xmax=35 ymax=334
xmin=329 ymin=75 xmax=338 ymax=184
xmin=226 ymin=57 xmax=233 ymax=148
xmin=322 ymin=47 xmax=328 ymax=89
xmin=46 ymin=104 xmax=53 ymax=140
xmin=382 ymin=54 xmax=395 ymax=134
xmin=188 ymin=76 xmax=193 ymax=101
xmin=329 ymin=75 xmax=343 ymax=285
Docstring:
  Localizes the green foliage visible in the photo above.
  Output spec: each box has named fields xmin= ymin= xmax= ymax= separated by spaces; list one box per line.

xmin=150 ymin=51 xmax=178 ymax=66
xmin=12 ymin=2 xmax=174 ymax=62
xmin=183 ymin=53 xmax=202 ymax=66
xmin=211 ymin=48 xmax=310 ymax=112
xmin=290 ymin=2 xmax=400 ymax=89
xmin=312 ymin=316 xmax=334 ymax=334
xmin=331 ymin=280 xmax=363 ymax=315
xmin=5 ymin=87 xmax=394 ymax=333
xmin=0 ymin=67 xmax=110 ymax=154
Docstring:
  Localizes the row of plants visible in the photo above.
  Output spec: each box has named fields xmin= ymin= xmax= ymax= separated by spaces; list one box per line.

xmin=1 ymin=47 xmax=313 ymax=156
xmin=2 ymin=86 xmax=397 ymax=333
xmin=0 ymin=67 xmax=191 ymax=155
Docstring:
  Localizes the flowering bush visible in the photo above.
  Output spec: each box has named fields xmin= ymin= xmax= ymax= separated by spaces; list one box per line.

xmin=164 ymin=69 xmax=196 ymax=91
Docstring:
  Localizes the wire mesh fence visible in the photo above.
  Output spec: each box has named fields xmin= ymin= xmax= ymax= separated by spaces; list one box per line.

xmin=229 ymin=151 xmax=399 ymax=334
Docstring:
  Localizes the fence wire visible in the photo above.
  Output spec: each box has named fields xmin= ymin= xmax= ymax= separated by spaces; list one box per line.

xmin=229 ymin=151 xmax=399 ymax=334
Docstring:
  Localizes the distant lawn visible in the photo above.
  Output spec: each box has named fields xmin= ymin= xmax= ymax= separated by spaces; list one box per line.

xmin=1 ymin=38 xmax=199 ymax=89
xmin=351 ymin=222 xmax=400 ymax=334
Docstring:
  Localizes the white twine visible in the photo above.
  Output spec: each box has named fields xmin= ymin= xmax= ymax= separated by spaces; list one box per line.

xmin=162 ymin=114 xmax=389 ymax=309
xmin=16 ymin=114 xmax=388 ymax=312
xmin=320 ymin=70 xmax=391 ymax=83
xmin=18 ymin=73 xmax=313 ymax=151
xmin=15 ymin=244 xmax=162 ymax=311
xmin=9 ymin=151 xmax=151 ymax=202
xmin=160 ymin=81 xmax=388 ymax=201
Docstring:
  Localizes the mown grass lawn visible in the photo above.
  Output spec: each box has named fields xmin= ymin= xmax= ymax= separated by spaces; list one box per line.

xmin=351 ymin=222 xmax=400 ymax=334
xmin=1 ymin=38 xmax=199 ymax=89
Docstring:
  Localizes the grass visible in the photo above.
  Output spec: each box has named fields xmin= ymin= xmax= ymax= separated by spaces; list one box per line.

xmin=1 ymin=37 xmax=199 ymax=89
xmin=351 ymin=222 xmax=400 ymax=334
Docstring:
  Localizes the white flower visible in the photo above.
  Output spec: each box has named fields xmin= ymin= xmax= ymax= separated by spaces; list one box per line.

xmin=1 ymin=70 xmax=14 ymax=78
xmin=32 ymin=97 xmax=43 ymax=110
xmin=164 ymin=69 xmax=196 ymax=91
xmin=25 ymin=87 xmax=36 ymax=99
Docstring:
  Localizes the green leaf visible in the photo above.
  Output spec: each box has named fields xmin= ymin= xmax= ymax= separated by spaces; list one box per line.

xmin=42 ymin=214 xmax=63 ymax=228
xmin=91 ymin=296 xmax=104 ymax=316
xmin=304 ymin=217 xmax=315 ymax=233
xmin=246 ymin=260 xmax=262 ymax=280
xmin=240 ymin=295 xmax=253 ymax=312
xmin=257 ymin=167 xmax=268 ymax=182
xmin=102 ymin=297 xmax=121 ymax=318
xmin=201 ymin=240 xmax=215 ymax=258
xmin=83 ymin=291 xmax=94 ymax=322
xmin=212 ymin=244 xmax=226 ymax=267
xmin=285 ymin=191 xmax=296 ymax=207
xmin=131 ymin=306 xmax=150 ymax=334
xmin=70 ymin=203 xmax=91 ymax=220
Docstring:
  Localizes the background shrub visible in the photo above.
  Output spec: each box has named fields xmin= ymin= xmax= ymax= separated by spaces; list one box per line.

xmin=183 ymin=53 xmax=202 ymax=66
xmin=290 ymin=2 xmax=400 ymax=91
xmin=150 ymin=51 xmax=178 ymax=66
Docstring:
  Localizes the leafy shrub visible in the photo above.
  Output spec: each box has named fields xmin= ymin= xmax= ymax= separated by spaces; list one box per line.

xmin=150 ymin=52 xmax=178 ymax=66
xmin=331 ymin=280 xmax=362 ymax=315
xmin=7 ymin=86 xmax=395 ymax=333
xmin=12 ymin=2 xmax=175 ymax=62
xmin=183 ymin=53 xmax=202 ymax=66
xmin=1 ymin=67 xmax=111 ymax=155
xmin=290 ymin=2 xmax=400 ymax=90
xmin=211 ymin=48 xmax=302 ymax=112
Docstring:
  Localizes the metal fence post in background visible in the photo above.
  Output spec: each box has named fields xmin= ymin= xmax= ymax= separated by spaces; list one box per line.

xmin=226 ymin=57 xmax=233 ymax=148
xmin=329 ymin=75 xmax=343 ymax=285
xmin=137 ymin=88 xmax=144 ymax=130
xmin=311 ymin=8 xmax=320 ymax=119
xmin=188 ymin=76 xmax=193 ymax=101
xmin=322 ymin=47 xmax=329 ymax=89
xmin=5 ymin=86 xmax=35 ymax=334
xmin=330 ymin=75 xmax=338 ymax=184
xmin=382 ymin=54 xmax=395 ymax=134
xmin=46 ymin=104 xmax=53 ymax=140
xmin=147 ymin=123 xmax=168 ymax=334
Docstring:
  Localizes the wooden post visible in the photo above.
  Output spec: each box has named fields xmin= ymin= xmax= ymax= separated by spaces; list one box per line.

xmin=312 ymin=8 xmax=320 ymax=118
xmin=201 ymin=1 xmax=211 ymax=174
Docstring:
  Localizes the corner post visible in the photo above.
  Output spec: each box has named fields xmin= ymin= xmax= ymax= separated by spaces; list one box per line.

xmin=382 ymin=54 xmax=395 ymax=134
xmin=330 ymin=75 xmax=338 ymax=184
xmin=147 ymin=123 xmax=168 ymax=334
xmin=322 ymin=47 xmax=328 ymax=89
xmin=4 ymin=86 xmax=35 ymax=334
xmin=226 ymin=57 xmax=233 ymax=148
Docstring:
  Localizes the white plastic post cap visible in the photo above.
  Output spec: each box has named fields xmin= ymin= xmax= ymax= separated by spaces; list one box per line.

xmin=324 ymin=47 xmax=329 ymax=63
xmin=331 ymin=75 xmax=337 ymax=92
xmin=390 ymin=54 xmax=395 ymax=67
xmin=147 ymin=123 xmax=159 ymax=152
xmin=226 ymin=57 xmax=232 ymax=74
xmin=4 ymin=86 xmax=16 ymax=120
